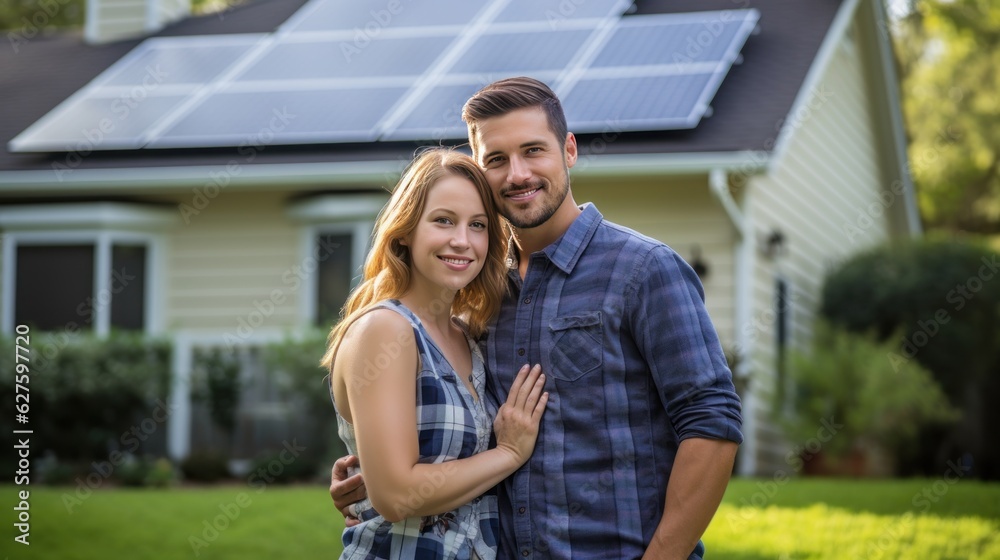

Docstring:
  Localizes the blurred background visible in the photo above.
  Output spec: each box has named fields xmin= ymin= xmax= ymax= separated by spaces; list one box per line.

xmin=0 ymin=0 xmax=998 ymax=558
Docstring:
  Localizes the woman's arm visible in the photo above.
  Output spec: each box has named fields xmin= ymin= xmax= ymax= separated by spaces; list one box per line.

xmin=335 ymin=309 xmax=546 ymax=522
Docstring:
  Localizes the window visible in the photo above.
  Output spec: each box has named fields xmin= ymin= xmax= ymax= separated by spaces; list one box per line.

xmin=315 ymin=232 xmax=353 ymax=327
xmin=0 ymin=203 xmax=172 ymax=335
xmin=15 ymin=244 xmax=95 ymax=331
xmin=286 ymin=193 xmax=387 ymax=328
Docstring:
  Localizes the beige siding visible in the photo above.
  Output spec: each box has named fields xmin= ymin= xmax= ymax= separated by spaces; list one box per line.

xmin=572 ymin=175 xmax=737 ymax=346
xmin=745 ymin=23 xmax=892 ymax=473
xmin=166 ymin=191 xmax=301 ymax=331
xmin=89 ymin=0 xmax=148 ymax=42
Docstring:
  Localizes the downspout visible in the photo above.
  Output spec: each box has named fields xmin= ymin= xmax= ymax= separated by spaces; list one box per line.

xmin=709 ymin=168 xmax=756 ymax=476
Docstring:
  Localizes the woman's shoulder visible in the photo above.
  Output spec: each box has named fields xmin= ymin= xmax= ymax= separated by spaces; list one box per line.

xmin=343 ymin=304 xmax=415 ymax=348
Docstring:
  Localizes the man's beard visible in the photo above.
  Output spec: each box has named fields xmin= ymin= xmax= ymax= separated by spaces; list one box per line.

xmin=500 ymin=172 xmax=570 ymax=229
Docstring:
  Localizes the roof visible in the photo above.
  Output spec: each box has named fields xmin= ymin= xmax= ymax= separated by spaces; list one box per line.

xmin=0 ymin=0 xmax=844 ymax=178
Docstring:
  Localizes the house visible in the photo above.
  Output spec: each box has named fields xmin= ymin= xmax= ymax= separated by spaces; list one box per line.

xmin=0 ymin=0 xmax=920 ymax=476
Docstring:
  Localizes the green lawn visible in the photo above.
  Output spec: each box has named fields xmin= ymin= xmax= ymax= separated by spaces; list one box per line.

xmin=2 ymin=478 xmax=998 ymax=559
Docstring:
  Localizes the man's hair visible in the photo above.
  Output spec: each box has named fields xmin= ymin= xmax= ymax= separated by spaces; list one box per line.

xmin=462 ymin=76 xmax=568 ymax=160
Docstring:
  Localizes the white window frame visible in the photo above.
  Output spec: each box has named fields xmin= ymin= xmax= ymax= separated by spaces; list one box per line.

xmin=286 ymin=193 xmax=387 ymax=327
xmin=0 ymin=202 xmax=175 ymax=336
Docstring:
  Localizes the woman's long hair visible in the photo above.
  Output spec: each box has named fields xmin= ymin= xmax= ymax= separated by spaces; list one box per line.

xmin=320 ymin=148 xmax=509 ymax=371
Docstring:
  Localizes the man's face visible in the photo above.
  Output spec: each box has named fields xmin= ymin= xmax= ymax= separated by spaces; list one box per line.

xmin=472 ymin=107 xmax=578 ymax=229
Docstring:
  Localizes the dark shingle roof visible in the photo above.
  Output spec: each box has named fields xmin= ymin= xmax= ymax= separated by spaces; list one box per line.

xmin=0 ymin=0 xmax=844 ymax=174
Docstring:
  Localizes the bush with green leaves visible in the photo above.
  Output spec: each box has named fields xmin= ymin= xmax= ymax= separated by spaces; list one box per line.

xmin=782 ymin=322 xmax=957 ymax=474
xmin=262 ymin=329 xmax=344 ymax=462
xmin=180 ymin=450 xmax=231 ymax=483
xmin=0 ymin=331 xmax=172 ymax=472
xmin=820 ymin=236 xmax=1000 ymax=478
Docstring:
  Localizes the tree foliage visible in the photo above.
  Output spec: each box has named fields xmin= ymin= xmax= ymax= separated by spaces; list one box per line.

xmin=892 ymin=0 xmax=1000 ymax=233
xmin=821 ymin=235 xmax=1000 ymax=479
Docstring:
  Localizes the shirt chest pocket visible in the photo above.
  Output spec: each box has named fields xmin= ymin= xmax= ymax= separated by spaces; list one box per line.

xmin=547 ymin=312 xmax=603 ymax=381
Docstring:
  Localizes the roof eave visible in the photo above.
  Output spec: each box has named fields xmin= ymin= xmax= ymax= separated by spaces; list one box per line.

xmin=0 ymin=149 xmax=771 ymax=195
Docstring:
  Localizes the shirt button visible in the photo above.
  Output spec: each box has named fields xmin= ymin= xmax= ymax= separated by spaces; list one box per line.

xmin=522 ymin=297 xmax=531 ymax=304
xmin=518 ymin=507 xmax=526 ymax=514
xmin=521 ymin=551 xmax=530 ymax=557
xmin=517 ymin=348 xmax=525 ymax=356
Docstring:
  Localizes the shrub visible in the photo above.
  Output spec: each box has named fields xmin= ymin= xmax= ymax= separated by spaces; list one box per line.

xmin=180 ymin=451 xmax=231 ymax=483
xmin=144 ymin=458 xmax=176 ymax=488
xmin=782 ymin=322 xmax=958 ymax=475
xmin=821 ymin=236 xmax=1000 ymax=478
xmin=262 ymin=329 xmax=345 ymax=461
xmin=0 ymin=331 xmax=172 ymax=469
xmin=247 ymin=449 xmax=320 ymax=485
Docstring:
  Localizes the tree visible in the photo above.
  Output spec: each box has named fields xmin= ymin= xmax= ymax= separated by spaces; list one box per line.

xmin=891 ymin=0 xmax=1000 ymax=233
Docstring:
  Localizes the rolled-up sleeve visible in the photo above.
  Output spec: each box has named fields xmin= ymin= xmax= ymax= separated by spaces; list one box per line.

xmin=626 ymin=245 xmax=743 ymax=444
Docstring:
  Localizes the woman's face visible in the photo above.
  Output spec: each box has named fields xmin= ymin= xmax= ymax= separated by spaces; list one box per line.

xmin=405 ymin=174 xmax=490 ymax=294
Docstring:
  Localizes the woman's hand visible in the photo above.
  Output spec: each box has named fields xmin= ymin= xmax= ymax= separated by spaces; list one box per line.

xmin=493 ymin=364 xmax=548 ymax=466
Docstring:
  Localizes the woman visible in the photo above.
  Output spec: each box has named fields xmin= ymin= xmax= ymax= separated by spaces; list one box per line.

xmin=321 ymin=148 xmax=547 ymax=560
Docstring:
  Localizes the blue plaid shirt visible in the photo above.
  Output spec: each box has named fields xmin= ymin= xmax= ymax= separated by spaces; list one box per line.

xmin=481 ymin=204 xmax=743 ymax=560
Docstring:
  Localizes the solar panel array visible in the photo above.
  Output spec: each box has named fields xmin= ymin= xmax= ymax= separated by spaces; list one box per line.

xmin=8 ymin=0 xmax=759 ymax=152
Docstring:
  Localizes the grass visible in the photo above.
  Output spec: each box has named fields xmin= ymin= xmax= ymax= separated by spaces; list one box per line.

xmin=1 ymin=478 xmax=998 ymax=559
xmin=704 ymin=478 xmax=1000 ymax=559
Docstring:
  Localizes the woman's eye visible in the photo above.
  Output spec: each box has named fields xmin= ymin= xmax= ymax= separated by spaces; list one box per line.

xmin=434 ymin=217 xmax=453 ymax=225
xmin=471 ymin=221 xmax=487 ymax=230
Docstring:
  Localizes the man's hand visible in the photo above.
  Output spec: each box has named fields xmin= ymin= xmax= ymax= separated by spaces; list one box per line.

xmin=330 ymin=455 xmax=366 ymax=528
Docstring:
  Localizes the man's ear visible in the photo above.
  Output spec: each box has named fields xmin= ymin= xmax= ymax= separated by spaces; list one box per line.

xmin=564 ymin=132 xmax=578 ymax=169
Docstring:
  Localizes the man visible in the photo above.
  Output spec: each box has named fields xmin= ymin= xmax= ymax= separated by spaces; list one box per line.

xmin=331 ymin=77 xmax=742 ymax=559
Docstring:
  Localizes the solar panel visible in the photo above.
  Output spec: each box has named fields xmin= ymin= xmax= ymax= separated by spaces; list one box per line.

xmin=9 ymin=95 xmax=190 ymax=152
xmin=563 ymin=74 xmax=715 ymax=132
xmin=493 ymin=0 xmax=631 ymax=24
xmin=148 ymin=86 xmax=409 ymax=147
xmin=7 ymin=2 xmax=760 ymax=152
xmin=235 ymin=35 xmax=457 ymax=82
xmin=380 ymin=82 xmax=485 ymax=142
xmin=102 ymin=37 xmax=260 ymax=86
xmin=591 ymin=11 xmax=759 ymax=67
xmin=447 ymin=28 xmax=595 ymax=75
xmin=282 ymin=0 xmax=486 ymax=33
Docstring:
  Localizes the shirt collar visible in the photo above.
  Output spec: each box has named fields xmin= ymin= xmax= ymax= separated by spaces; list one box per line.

xmin=505 ymin=203 xmax=603 ymax=275
xmin=545 ymin=203 xmax=602 ymax=274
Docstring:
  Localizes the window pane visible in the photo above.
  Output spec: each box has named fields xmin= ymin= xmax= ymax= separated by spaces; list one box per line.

xmin=15 ymin=245 xmax=95 ymax=331
xmin=316 ymin=233 xmax=353 ymax=327
xmin=111 ymin=244 xmax=147 ymax=331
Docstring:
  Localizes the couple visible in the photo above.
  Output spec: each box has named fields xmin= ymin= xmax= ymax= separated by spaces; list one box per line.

xmin=322 ymin=77 xmax=744 ymax=560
